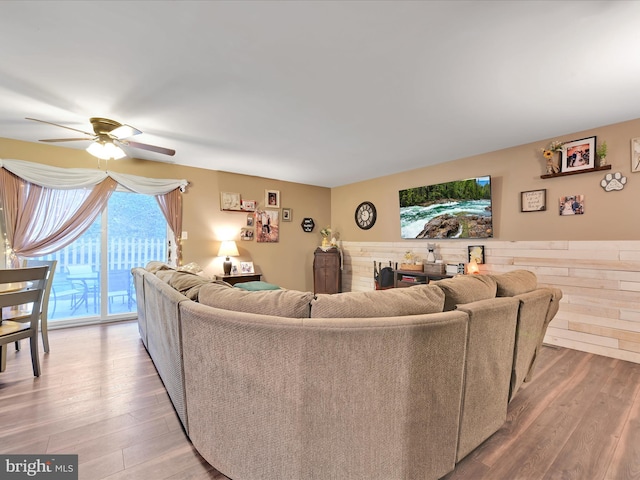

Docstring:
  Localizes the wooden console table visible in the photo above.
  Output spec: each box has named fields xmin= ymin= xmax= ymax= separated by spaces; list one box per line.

xmin=393 ymin=269 xmax=453 ymax=288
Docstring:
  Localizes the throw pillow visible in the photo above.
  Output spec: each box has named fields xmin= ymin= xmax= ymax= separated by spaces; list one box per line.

xmin=234 ymin=281 xmax=281 ymax=291
xmin=310 ymin=284 xmax=445 ymax=318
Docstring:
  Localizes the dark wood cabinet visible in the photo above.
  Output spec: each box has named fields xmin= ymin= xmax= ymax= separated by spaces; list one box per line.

xmin=313 ymin=247 xmax=342 ymax=294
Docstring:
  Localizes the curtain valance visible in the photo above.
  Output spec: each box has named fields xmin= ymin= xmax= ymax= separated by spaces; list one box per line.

xmin=0 ymin=159 xmax=189 ymax=194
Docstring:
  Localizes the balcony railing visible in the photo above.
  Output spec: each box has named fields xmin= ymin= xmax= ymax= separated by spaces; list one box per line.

xmin=33 ymin=237 xmax=166 ymax=320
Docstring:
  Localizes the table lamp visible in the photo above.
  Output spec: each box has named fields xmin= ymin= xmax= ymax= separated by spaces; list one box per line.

xmin=218 ymin=240 xmax=239 ymax=275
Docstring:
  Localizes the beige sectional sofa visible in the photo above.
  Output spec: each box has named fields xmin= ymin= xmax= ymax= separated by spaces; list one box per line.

xmin=132 ymin=264 xmax=561 ymax=480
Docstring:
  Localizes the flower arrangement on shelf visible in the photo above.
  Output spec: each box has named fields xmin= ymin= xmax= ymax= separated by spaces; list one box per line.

xmin=540 ymin=140 xmax=564 ymax=174
xmin=320 ymin=226 xmax=332 ymax=247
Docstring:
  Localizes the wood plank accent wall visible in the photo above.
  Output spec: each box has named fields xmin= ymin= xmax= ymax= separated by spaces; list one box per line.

xmin=341 ymin=240 xmax=640 ymax=364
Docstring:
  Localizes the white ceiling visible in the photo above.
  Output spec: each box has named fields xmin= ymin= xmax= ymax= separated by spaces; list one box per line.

xmin=1 ymin=1 xmax=640 ymax=187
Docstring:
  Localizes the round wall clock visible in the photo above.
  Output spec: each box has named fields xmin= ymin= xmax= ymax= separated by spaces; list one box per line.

xmin=355 ymin=201 xmax=377 ymax=230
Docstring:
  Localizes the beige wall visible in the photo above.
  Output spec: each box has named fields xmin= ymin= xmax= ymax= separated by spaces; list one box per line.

xmin=330 ymin=117 xmax=640 ymax=364
xmin=331 ymin=117 xmax=640 ymax=241
xmin=0 ymin=138 xmax=331 ymax=291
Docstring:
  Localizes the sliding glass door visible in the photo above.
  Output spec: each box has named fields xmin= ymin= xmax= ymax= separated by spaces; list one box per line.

xmin=33 ymin=191 xmax=167 ymax=322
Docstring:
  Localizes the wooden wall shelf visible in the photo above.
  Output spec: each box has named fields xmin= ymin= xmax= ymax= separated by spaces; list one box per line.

xmin=540 ymin=164 xmax=611 ymax=179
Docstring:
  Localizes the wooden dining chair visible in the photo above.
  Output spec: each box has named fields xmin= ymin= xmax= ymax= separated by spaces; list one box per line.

xmin=0 ymin=266 xmax=49 ymax=376
xmin=22 ymin=259 xmax=57 ymax=353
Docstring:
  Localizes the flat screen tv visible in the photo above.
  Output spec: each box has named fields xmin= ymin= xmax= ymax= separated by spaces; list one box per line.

xmin=399 ymin=175 xmax=493 ymax=239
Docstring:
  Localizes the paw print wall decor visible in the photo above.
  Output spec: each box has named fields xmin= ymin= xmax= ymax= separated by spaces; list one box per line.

xmin=601 ymin=172 xmax=627 ymax=192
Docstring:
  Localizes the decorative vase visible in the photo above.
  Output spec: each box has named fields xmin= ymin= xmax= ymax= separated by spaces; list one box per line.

xmin=321 ymin=237 xmax=329 ymax=247
xmin=599 ymin=156 xmax=607 ymax=167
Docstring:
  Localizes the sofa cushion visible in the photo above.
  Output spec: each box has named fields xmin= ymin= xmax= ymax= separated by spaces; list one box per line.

xmin=234 ymin=281 xmax=281 ymax=291
xmin=199 ymin=282 xmax=314 ymax=318
xmin=433 ymin=275 xmax=497 ymax=311
xmin=310 ymin=284 xmax=445 ymax=318
xmin=168 ymin=271 xmax=215 ymax=300
xmin=145 ymin=261 xmax=175 ymax=274
xmin=490 ymin=270 xmax=538 ymax=297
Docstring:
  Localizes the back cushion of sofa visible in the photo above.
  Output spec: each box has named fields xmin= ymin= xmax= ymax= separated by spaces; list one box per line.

xmin=433 ymin=275 xmax=497 ymax=311
xmin=168 ymin=271 xmax=215 ymax=300
xmin=310 ymin=284 xmax=445 ymax=318
xmin=198 ymin=282 xmax=314 ymax=318
xmin=489 ymin=269 xmax=538 ymax=297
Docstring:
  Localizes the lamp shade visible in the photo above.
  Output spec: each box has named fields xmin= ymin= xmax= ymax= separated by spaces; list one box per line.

xmin=218 ymin=241 xmax=239 ymax=258
xmin=218 ymin=240 xmax=239 ymax=275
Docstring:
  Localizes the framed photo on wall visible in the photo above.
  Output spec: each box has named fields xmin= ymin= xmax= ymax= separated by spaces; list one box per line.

xmin=265 ymin=190 xmax=280 ymax=208
xmin=282 ymin=208 xmax=292 ymax=221
xmin=561 ymin=136 xmax=596 ymax=173
xmin=242 ymin=199 xmax=256 ymax=211
xmin=559 ymin=195 xmax=585 ymax=215
xmin=468 ymin=245 xmax=485 ymax=264
xmin=241 ymin=228 xmax=254 ymax=241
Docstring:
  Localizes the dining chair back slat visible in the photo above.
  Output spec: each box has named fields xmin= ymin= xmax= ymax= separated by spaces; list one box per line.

xmin=23 ymin=259 xmax=56 ymax=352
xmin=0 ymin=266 xmax=49 ymax=376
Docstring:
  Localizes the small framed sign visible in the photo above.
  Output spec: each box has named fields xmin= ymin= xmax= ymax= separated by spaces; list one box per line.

xmin=521 ymin=189 xmax=546 ymax=212
xmin=301 ymin=217 xmax=315 ymax=232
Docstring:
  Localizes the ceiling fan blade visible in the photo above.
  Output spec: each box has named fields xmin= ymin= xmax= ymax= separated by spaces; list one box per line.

xmin=40 ymin=138 xmax=93 ymax=143
xmin=26 ymin=117 xmax=93 ymax=136
xmin=123 ymin=139 xmax=176 ymax=156
xmin=110 ymin=124 xmax=142 ymax=139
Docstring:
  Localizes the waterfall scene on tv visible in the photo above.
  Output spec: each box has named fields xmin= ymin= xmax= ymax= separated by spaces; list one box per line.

xmin=399 ymin=176 xmax=493 ymax=239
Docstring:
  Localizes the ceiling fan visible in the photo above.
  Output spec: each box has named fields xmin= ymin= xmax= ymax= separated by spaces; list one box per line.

xmin=26 ymin=116 xmax=176 ymax=161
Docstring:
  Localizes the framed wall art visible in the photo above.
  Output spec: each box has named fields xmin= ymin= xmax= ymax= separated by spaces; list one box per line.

xmin=282 ymin=208 xmax=292 ymax=222
xmin=256 ymin=209 xmax=279 ymax=243
xmin=521 ymin=189 xmax=546 ymax=212
xmin=220 ymin=192 xmax=242 ymax=211
xmin=265 ymin=190 xmax=280 ymax=208
xmin=632 ymin=137 xmax=640 ymax=172
xmin=561 ymin=136 xmax=596 ymax=173
xmin=241 ymin=228 xmax=254 ymax=240
xmin=559 ymin=195 xmax=585 ymax=215
xmin=242 ymin=199 xmax=256 ymax=211
xmin=468 ymin=245 xmax=485 ymax=264
xmin=246 ymin=214 xmax=255 ymax=227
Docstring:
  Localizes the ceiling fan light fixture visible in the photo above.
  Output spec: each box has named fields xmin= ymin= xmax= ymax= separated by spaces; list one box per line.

xmin=86 ymin=141 xmax=126 ymax=160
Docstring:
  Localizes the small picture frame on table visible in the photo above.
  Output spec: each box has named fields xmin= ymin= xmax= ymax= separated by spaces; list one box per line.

xmin=561 ymin=136 xmax=596 ymax=173
xmin=521 ymin=189 xmax=546 ymax=212
xmin=240 ymin=261 xmax=254 ymax=274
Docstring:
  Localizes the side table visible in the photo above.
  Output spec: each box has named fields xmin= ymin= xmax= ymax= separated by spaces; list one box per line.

xmin=216 ymin=273 xmax=262 ymax=286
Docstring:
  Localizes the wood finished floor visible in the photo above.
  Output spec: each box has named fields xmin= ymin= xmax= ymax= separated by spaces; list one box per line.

xmin=1 ymin=321 xmax=639 ymax=480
